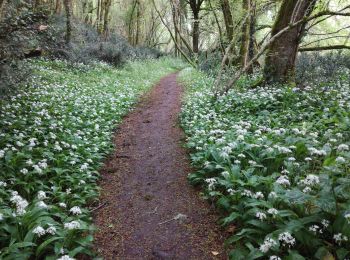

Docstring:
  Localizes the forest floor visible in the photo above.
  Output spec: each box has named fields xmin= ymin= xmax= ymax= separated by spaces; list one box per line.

xmin=93 ymin=73 xmax=227 ymax=259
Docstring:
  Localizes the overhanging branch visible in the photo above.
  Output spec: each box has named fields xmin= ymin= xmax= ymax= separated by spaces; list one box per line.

xmin=299 ymin=45 xmax=350 ymax=52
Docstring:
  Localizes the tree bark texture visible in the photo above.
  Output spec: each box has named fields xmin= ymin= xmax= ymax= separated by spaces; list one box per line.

xmin=63 ymin=0 xmax=72 ymax=44
xmin=220 ymin=0 xmax=233 ymax=42
xmin=240 ymin=0 xmax=250 ymax=68
xmin=263 ymin=0 xmax=317 ymax=83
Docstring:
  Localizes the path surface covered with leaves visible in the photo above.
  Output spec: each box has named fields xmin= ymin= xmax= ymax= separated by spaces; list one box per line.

xmin=94 ymin=73 xmax=226 ymax=259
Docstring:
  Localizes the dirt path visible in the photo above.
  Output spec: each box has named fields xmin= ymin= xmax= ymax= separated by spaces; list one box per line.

xmin=93 ymin=73 xmax=227 ymax=260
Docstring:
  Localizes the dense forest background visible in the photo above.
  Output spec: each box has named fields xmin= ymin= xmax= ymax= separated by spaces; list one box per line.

xmin=1 ymin=0 xmax=350 ymax=93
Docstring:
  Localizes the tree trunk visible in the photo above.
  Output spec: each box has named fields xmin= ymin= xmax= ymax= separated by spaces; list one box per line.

xmin=63 ymin=0 xmax=72 ymax=44
xmin=128 ymin=0 xmax=137 ymax=45
xmin=263 ymin=0 xmax=317 ymax=83
xmin=239 ymin=0 xmax=250 ymax=68
xmin=192 ymin=10 xmax=199 ymax=54
xmin=135 ymin=0 xmax=141 ymax=45
xmin=189 ymin=0 xmax=203 ymax=56
xmin=171 ymin=2 xmax=179 ymax=57
xmin=55 ymin=0 xmax=62 ymax=13
xmin=247 ymin=1 xmax=256 ymax=74
xmin=220 ymin=0 xmax=233 ymax=42
xmin=103 ymin=0 xmax=112 ymax=36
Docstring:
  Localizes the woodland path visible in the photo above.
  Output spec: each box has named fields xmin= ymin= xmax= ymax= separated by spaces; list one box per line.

xmin=93 ymin=73 xmax=227 ymax=260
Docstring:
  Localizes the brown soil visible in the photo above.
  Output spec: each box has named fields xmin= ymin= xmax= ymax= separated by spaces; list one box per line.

xmin=93 ymin=73 xmax=227 ymax=260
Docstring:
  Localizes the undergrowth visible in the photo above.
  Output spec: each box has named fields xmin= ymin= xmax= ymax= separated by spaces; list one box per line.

xmin=179 ymin=67 xmax=350 ymax=259
xmin=0 ymin=57 xmax=184 ymax=259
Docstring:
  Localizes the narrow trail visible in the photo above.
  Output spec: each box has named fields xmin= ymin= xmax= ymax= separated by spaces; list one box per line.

xmin=93 ymin=73 xmax=227 ymax=260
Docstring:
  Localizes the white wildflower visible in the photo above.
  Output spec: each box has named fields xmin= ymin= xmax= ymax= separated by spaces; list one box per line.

xmin=59 ymin=202 xmax=67 ymax=208
xmin=336 ymin=156 xmax=346 ymax=163
xmin=267 ymin=208 xmax=278 ymax=216
xmin=37 ymin=191 xmax=47 ymax=200
xmin=334 ymin=233 xmax=348 ymax=245
xmin=303 ymin=186 xmax=312 ymax=193
xmin=276 ymin=175 xmax=290 ymax=186
xmin=309 ymin=225 xmax=320 ymax=233
xmin=300 ymin=174 xmax=319 ymax=186
xmin=20 ymin=168 xmax=28 ymax=174
xmin=205 ymin=178 xmax=217 ymax=191
xmin=259 ymin=237 xmax=277 ymax=253
xmin=69 ymin=206 xmax=82 ymax=215
xmin=256 ymin=212 xmax=267 ymax=221
xmin=64 ymin=221 xmax=80 ymax=230
xmin=37 ymin=201 xmax=48 ymax=209
xmin=57 ymin=255 xmax=75 ymax=260
xmin=270 ymin=256 xmax=281 ymax=260
xmin=10 ymin=191 xmax=28 ymax=215
xmin=321 ymin=219 xmax=330 ymax=228
xmin=221 ymin=171 xmax=230 ymax=178
xmin=269 ymin=192 xmax=277 ymax=199
xmin=46 ymin=226 xmax=57 ymax=235
xmin=254 ymin=192 xmax=264 ymax=199
xmin=33 ymin=226 xmax=46 ymax=237
xmin=227 ymin=188 xmax=236 ymax=195
xmin=337 ymin=144 xmax=349 ymax=151
xmin=278 ymin=232 xmax=296 ymax=247
xmin=345 ymin=213 xmax=350 ymax=223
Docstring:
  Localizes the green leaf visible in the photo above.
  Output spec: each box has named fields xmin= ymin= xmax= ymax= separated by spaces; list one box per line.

xmin=36 ymin=237 xmax=63 ymax=257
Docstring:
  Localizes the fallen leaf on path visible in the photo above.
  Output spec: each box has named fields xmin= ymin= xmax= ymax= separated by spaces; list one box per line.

xmin=211 ymin=251 xmax=219 ymax=256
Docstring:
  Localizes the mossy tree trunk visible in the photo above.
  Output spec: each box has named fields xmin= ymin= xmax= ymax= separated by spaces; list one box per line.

xmin=239 ymin=0 xmax=250 ymax=68
xmin=263 ymin=0 xmax=317 ymax=84
xmin=220 ymin=0 xmax=233 ymax=42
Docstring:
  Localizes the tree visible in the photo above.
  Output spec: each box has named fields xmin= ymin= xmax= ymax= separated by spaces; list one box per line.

xmin=188 ymin=0 xmax=204 ymax=55
xmin=55 ymin=0 xmax=62 ymax=14
xmin=220 ymin=0 xmax=233 ymax=42
xmin=263 ymin=0 xmax=317 ymax=83
xmin=103 ymin=0 xmax=112 ymax=36
xmin=63 ymin=0 xmax=72 ymax=44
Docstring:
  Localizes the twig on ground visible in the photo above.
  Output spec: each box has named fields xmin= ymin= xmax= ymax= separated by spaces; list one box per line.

xmin=142 ymin=206 xmax=158 ymax=216
xmin=158 ymin=213 xmax=187 ymax=225
xmin=90 ymin=202 xmax=108 ymax=212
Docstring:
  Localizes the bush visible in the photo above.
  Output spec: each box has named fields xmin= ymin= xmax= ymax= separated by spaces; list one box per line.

xmin=296 ymin=51 xmax=350 ymax=86
xmin=48 ymin=16 xmax=164 ymax=67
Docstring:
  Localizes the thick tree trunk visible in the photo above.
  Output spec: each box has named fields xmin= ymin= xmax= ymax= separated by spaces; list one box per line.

xmin=263 ymin=0 xmax=317 ymax=83
xmin=63 ymin=0 xmax=72 ymax=44
xmin=220 ymin=0 xmax=233 ymax=42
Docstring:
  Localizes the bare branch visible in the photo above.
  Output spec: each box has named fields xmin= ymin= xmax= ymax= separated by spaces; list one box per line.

xmin=299 ymin=45 xmax=350 ymax=52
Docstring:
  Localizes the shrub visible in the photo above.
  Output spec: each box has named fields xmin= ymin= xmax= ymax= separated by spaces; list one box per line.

xmin=296 ymin=51 xmax=350 ymax=86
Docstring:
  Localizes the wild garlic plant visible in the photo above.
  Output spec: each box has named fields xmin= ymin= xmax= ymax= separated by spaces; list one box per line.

xmin=0 ymin=58 xmax=183 ymax=259
xmin=180 ymin=68 xmax=350 ymax=259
